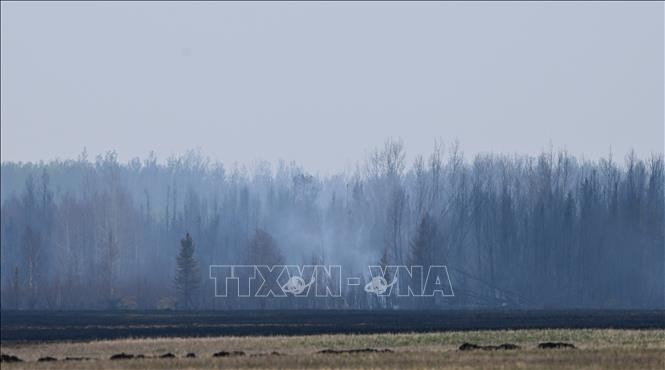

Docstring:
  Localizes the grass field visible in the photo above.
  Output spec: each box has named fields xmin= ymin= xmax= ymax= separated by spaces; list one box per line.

xmin=2 ymin=329 xmax=664 ymax=369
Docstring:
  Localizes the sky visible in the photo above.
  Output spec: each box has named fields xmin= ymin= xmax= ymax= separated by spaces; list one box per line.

xmin=1 ymin=2 xmax=663 ymax=173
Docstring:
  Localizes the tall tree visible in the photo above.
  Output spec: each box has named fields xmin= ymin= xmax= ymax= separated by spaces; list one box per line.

xmin=101 ymin=229 xmax=119 ymax=304
xmin=175 ymin=233 xmax=200 ymax=309
xmin=246 ymin=228 xmax=283 ymax=266
xmin=409 ymin=214 xmax=436 ymax=307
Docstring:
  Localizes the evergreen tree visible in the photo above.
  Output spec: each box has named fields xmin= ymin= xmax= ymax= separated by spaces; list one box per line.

xmin=175 ymin=232 xmax=200 ymax=309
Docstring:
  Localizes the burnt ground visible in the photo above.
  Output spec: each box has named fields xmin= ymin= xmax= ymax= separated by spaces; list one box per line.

xmin=1 ymin=310 xmax=664 ymax=343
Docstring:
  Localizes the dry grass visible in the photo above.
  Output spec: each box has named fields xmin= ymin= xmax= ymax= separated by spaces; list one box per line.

xmin=2 ymin=329 xmax=664 ymax=369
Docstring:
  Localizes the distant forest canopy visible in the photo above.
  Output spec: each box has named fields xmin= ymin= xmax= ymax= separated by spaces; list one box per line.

xmin=1 ymin=140 xmax=663 ymax=310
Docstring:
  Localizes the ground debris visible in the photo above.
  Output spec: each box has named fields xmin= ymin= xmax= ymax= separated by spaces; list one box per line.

xmin=494 ymin=343 xmax=521 ymax=350
xmin=159 ymin=352 xmax=176 ymax=358
xmin=459 ymin=343 xmax=520 ymax=351
xmin=38 ymin=356 xmax=57 ymax=362
xmin=459 ymin=343 xmax=482 ymax=351
xmin=1 ymin=353 xmax=23 ymax=363
xmin=110 ymin=352 xmax=135 ymax=360
xmin=251 ymin=351 xmax=285 ymax=357
xmin=318 ymin=348 xmax=393 ymax=354
xmin=64 ymin=357 xmax=90 ymax=361
xmin=538 ymin=342 xmax=576 ymax=349
xmin=213 ymin=350 xmax=246 ymax=357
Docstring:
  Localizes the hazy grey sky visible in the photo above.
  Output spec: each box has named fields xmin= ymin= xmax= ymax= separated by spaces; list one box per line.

xmin=1 ymin=2 xmax=663 ymax=173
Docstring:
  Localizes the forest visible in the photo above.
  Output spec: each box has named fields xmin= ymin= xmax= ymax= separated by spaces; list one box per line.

xmin=1 ymin=140 xmax=663 ymax=310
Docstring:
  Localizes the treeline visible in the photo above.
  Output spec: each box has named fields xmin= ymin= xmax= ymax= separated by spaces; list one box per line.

xmin=1 ymin=141 xmax=663 ymax=310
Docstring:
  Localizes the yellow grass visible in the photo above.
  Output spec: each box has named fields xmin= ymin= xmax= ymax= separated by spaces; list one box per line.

xmin=2 ymin=329 xmax=664 ymax=369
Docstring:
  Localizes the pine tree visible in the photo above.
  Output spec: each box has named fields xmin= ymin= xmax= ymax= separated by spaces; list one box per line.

xmin=175 ymin=232 xmax=200 ymax=309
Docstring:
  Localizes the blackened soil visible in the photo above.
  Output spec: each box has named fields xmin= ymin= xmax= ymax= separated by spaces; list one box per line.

xmin=1 ymin=309 xmax=663 ymax=343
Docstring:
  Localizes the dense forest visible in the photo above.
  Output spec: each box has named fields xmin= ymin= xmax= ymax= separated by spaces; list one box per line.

xmin=1 ymin=140 xmax=663 ymax=310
